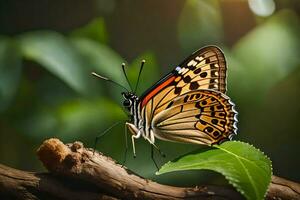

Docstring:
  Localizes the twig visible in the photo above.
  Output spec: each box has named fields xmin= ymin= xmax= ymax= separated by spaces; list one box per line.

xmin=0 ymin=138 xmax=299 ymax=200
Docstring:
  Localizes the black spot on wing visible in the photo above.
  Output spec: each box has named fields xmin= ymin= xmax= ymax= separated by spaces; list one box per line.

xmin=205 ymin=126 xmax=213 ymax=133
xmin=189 ymin=65 xmax=196 ymax=70
xmin=217 ymin=105 xmax=223 ymax=110
xmin=200 ymin=72 xmax=207 ymax=78
xmin=189 ymin=82 xmax=200 ymax=90
xmin=174 ymin=87 xmax=182 ymax=94
xmin=210 ymin=63 xmax=217 ymax=69
xmin=183 ymin=95 xmax=189 ymax=103
xmin=200 ymin=119 xmax=207 ymax=125
xmin=212 ymin=70 xmax=218 ymax=77
xmin=189 ymin=94 xmax=195 ymax=100
xmin=183 ymin=76 xmax=192 ymax=83
xmin=166 ymin=101 xmax=174 ymax=109
xmin=171 ymin=80 xmax=177 ymax=85
xmin=213 ymin=131 xmax=220 ymax=136
xmin=195 ymin=93 xmax=201 ymax=99
xmin=194 ymin=68 xmax=201 ymax=74
xmin=211 ymin=119 xmax=218 ymax=125
xmin=210 ymin=78 xmax=216 ymax=83
xmin=195 ymin=102 xmax=201 ymax=109
xmin=219 ymin=112 xmax=225 ymax=117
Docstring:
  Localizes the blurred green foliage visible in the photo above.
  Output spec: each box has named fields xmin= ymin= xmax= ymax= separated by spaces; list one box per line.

xmin=0 ymin=0 xmax=299 ymax=187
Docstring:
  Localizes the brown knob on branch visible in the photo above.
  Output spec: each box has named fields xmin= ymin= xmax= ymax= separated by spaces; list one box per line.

xmin=0 ymin=138 xmax=299 ymax=200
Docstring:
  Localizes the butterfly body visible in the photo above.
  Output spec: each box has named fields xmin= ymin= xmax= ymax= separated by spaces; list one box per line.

xmin=122 ymin=46 xmax=238 ymax=155
xmin=122 ymin=92 xmax=155 ymax=145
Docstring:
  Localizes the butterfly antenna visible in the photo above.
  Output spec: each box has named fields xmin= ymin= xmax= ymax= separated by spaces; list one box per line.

xmin=91 ymin=72 xmax=129 ymax=92
xmin=121 ymin=63 xmax=134 ymax=92
xmin=134 ymin=60 xmax=145 ymax=93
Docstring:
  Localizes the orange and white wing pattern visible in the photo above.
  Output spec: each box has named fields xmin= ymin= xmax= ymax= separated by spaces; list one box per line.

xmin=175 ymin=45 xmax=227 ymax=93
xmin=139 ymin=46 xmax=227 ymax=116
xmin=151 ymin=90 xmax=237 ymax=145
xmin=138 ymin=46 xmax=237 ymax=145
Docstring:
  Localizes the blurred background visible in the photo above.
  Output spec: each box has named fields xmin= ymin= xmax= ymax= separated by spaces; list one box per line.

xmin=0 ymin=0 xmax=299 ymax=186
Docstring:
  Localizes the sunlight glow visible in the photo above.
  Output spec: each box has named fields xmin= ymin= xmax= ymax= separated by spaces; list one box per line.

xmin=248 ymin=0 xmax=276 ymax=17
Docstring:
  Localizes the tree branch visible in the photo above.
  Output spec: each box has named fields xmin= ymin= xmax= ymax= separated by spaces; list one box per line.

xmin=0 ymin=138 xmax=299 ymax=200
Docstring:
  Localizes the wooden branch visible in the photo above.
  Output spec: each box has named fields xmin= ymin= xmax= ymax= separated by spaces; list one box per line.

xmin=0 ymin=138 xmax=299 ymax=200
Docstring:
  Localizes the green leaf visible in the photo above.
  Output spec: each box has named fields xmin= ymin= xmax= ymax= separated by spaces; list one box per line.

xmin=71 ymin=17 xmax=108 ymax=44
xmin=157 ymin=141 xmax=272 ymax=200
xmin=18 ymin=31 xmax=96 ymax=95
xmin=0 ymin=37 xmax=22 ymax=112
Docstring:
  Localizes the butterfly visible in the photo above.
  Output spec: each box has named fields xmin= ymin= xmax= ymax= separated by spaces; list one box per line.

xmin=93 ymin=45 xmax=238 ymax=157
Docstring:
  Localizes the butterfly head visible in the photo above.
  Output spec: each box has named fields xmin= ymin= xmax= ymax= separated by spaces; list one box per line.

xmin=122 ymin=92 xmax=138 ymax=111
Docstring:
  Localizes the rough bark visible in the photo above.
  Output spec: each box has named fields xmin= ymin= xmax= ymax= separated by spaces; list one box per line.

xmin=0 ymin=138 xmax=299 ymax=200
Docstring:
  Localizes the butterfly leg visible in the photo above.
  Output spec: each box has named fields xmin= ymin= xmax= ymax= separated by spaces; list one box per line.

xmin=131 ymin=130 xmax=142 ymax=158
xmin=145 ymin=130 xmax=166 ymax=158
xmin=151 ymin=145 xmax=159 ymax=170
xmin=125 ymin=122 xmax=141 ymax=158
xmin=154 ymin=144 xmax=166 ymax=158
xmin=145 ymin=139 xmax=166 ymax=158
xmin=121 ymin=124 xmax=128 ymax=167
xmin=93 ymin=121 xmax=122 ymax=154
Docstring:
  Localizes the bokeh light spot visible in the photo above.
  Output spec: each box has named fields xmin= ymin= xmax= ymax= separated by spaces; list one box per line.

xmin=248 ymin=0 xmax=276 ymax=17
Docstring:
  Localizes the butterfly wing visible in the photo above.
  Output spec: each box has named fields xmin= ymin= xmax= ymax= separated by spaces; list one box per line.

xmin=138 ymin=46 xmax=236 ymax=145
xmin=174 ymin=45 xmax=227 ymax=93
xmin=151 ymin=90 xmax=237 ymax=145
xmin=139 ymin=46 xmax=227 ymax=116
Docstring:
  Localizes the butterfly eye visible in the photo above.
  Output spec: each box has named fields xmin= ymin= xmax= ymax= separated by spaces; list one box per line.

xmin=122 ymin=92 xmax=127 ymax=98
xmin=123 ymin=99 xmax=132 ymax=107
